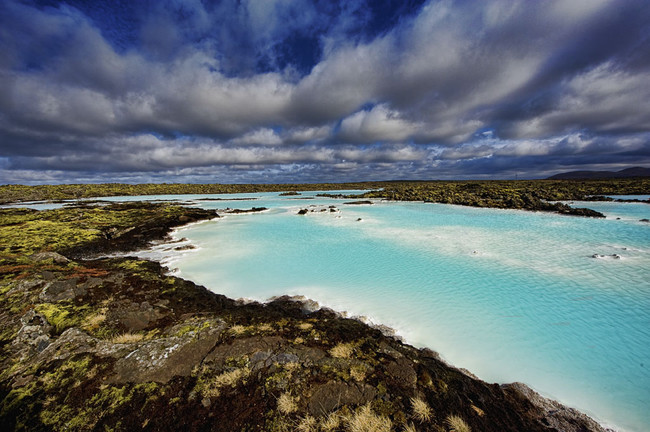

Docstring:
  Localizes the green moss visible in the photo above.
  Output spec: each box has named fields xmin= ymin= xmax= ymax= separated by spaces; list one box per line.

xmin=113 ymin=259 xmax=161 ymax=281
xmin=35 ymin=302 xmax=91 ymax=334
xmin=40 ymin=356 xmax=93 ymax=392
xmin=376 ymin=381 xmax=388 ymax=396
xmin=319 ymin=363 xmax=351 ymax=381
xmin=175 ymin=320 xmax=212 ymax=337
xmin=39 ymin=404 xmax=76 ymax=428
xmin=38 ymin=382 xmax=162 ymax=431
xmin=0 ymin=219 xmax=101 ymax=255
xmin=0 ymin=379 xmax=39 ymax=419
xmin=224 ymin=355 xmax=250 ymax=369
xmin=114 ymin=259 xmax=149 ymax=272
xmin=264 ymin=369 xmax=293 ymax=391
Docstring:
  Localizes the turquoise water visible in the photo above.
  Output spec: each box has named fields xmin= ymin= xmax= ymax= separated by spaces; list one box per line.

xmin=8 ymin=192 xmax=649 ymax=430
xmin=148 ymin=192 xmax=649 ymax=431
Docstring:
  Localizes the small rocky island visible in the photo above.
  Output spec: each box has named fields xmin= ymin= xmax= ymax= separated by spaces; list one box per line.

xmin=0 ymin=201 xmax=611 ymax=431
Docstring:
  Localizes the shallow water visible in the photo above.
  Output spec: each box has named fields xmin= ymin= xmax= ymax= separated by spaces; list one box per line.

xmin=145 ymin=191 xmax=649 ymax=431
xmin=9 ymin=191 xmax=650 ymax=431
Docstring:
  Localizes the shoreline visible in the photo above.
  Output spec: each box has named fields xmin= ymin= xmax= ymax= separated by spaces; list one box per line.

xmin=146 ymin=218 xmax=619 ymax=432
xmin=0 ymin=200 xmax=624 ymax=431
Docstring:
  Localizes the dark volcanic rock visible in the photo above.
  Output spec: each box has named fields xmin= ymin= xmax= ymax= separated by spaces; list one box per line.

xmin=110 ymin=322 xmax=225 ymax=384
xmin=343 ymin=200 xmax=373 ymax=205
xmin=385 ymin=357 xmax=418 ymax=388
xmin=39 ymin=278 xmax=86 ymax=302
xmin=223 ymin=207 xmax=267 ymax=214
xmin=502 ymin=383 xmax=615 ymax=432
xmin=110 ymin=301 xmax=169 ymax=331
xmin=308 ymin=381 xmax=377 ymax=416
xmin=0 ymin=202 xmax=611 ymax=432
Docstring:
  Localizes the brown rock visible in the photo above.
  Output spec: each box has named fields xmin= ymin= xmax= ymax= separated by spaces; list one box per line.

xmin=111 ymin=301 xmax=167 ymax=331
xmin=385 ymin=357 xmax=417 ymax=388
xmin=29 ymin=251 xmax=69 ymax=264
xmin=39 ymin=278 xmax=86 ymax=302
xmin=204 ymin=335 xmax=285 ymax=367
xmin=308 ymin=381 xmax=377 ymax=416
xmin=178 ymin=215 xmax=195 ymax=223
xmin=110 ymin=324 xmax=225 ymax=384
xmin=502 ymin=382 xmax=610 ymax=432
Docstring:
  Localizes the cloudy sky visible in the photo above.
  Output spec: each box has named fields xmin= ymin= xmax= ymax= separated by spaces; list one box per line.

xmin=1 ymin=0 xmax=649 ymax=184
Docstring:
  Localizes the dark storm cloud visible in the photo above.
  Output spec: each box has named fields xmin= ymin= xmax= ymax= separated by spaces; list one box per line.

xmin=0 ymin=0 xmax=649 ymax=184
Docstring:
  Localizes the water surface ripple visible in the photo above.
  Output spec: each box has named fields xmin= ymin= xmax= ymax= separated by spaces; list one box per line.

xmin=141 ymin=192 xmax=649 ymax=432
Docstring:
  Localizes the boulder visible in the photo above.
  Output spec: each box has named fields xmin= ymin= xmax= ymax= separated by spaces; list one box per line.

xmin=110 ymin=301 xmax=168 ymax=331
xmin=12 ymin=311 xmax=53 ymax=359
xmin=39 ymin=278 xmax=86 ymax=302
xmin=110 ymin=322 xmax=225 ymax=384
xmin=385 ymin=357 xmax=418 ymax=388
xmin=29 ymin=251 xmax=69 ymax=264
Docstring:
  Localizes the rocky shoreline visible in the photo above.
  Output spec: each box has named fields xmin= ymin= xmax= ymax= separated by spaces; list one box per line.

xmin=0 ymin=202 xmax=614 ymax=431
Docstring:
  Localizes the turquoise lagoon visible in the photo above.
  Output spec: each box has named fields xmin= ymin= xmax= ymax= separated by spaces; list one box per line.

xmin=128 ymin=193 xmax=646 ymax=431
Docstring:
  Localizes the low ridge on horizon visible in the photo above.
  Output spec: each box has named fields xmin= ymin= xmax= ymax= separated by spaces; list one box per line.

xmin=547 ymin=166 xmax=650 ymax=180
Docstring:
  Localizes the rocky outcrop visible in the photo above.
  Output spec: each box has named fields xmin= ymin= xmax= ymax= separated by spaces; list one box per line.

xmin=0 ymin=202 xmax=612 ymax=432
xmin=308 ymin=382 xmax=377 ymax=416
xmin=343 ymin=200 xmax=373 ymax=205
xmin=502 ymin=383 xmax=616 ymax=432
xmin=223 ymin=207 xmax=268 ymax=214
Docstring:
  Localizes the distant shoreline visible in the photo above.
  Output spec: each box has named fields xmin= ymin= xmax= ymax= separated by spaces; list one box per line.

xmin=2 ymin=178 xmax=649 ymax=218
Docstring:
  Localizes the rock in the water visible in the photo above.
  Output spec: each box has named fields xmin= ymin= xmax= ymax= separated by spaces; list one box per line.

xmin=344 ymin=200 xmax=373 ymax=205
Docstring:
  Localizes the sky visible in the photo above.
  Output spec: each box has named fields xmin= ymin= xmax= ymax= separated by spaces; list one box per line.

xmin=0 ymin=0 xmax=649 ymax=184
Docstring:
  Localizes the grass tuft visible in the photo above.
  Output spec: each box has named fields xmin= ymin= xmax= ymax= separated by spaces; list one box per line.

xmin=320 ymin=412 xmax=341 ymax=431
xmin=403 ymin=423 xmax=418 ymax=432
xmin=470 ymin=405 xmax=484 ymax=417
xmin=277 ymin=392 xmax=297 ymax=415
xmin=112 ymin=332 xmax=145 ymax=344
xmin=296 ymin=415 xmax=317 ymax=432
xmin=200 ymin=367 xmax=251 ymax=398
xmin=350 ymin=365 xmax=367 ymax=382
xmin=346 ymin=403 xmax=392 ymax=432
xmin=229 ymin=324 xmax=247 ymax=335
xmin=445 ymin=414 xmax=471 ymax=432
xmin=297 ymin=322 xmax=313 ymax=331
xmin=329 ymin=342 xmax=354 ymax=359
xmin=410 ymin=397 xmax=432 ymax=422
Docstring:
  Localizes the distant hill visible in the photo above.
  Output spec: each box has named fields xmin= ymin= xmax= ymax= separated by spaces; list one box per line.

xmin=548 ymin=167 xmax=650 ymax=180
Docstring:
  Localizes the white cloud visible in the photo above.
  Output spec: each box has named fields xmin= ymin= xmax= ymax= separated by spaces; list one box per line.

xmin=1 ymin=0 xmax=648 ymax=183
xmin=338 ymin=104 xmax=419 ymax=142
xmin=508 ymin=63 xmax=650 ymax=138
xmin=230 ymin=128 xmax=282 ymax=146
